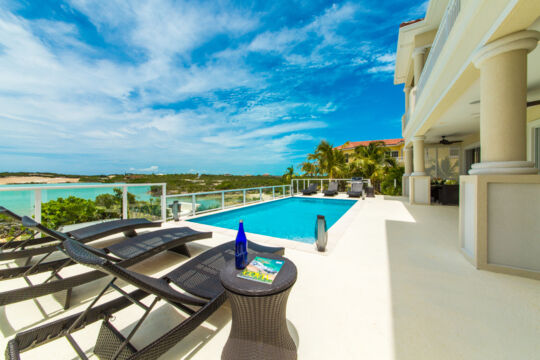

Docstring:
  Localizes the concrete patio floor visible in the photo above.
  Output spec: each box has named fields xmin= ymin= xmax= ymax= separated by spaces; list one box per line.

xmin=1 ymin=195 xmax=539 ymax=359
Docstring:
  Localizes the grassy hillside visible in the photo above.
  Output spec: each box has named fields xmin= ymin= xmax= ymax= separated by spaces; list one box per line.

xmin=0 ymin=172 xmax=288 ymax=194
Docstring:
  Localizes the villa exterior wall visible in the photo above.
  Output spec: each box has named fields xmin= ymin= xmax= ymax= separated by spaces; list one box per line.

xmin=395 ymin=0 xmax=540 ymax=279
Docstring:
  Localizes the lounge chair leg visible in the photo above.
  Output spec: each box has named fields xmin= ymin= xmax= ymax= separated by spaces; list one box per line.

xmin=169 ymin=243 xmax=191 ymax=258
xmin=66 ymin=334 xmax=89 ymax=360
xmin=63 ymin=287 xmax=72 ymax=310
xmin=110 ymin=296 xmax=159 ymax=360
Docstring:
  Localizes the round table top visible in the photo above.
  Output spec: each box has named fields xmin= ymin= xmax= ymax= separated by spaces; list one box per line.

xmin=220 ymin=252 xmax=297 ymax=297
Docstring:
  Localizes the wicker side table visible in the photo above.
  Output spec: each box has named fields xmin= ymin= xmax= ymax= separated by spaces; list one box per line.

xmin=220 ymin=253 xmax=297 ymax=360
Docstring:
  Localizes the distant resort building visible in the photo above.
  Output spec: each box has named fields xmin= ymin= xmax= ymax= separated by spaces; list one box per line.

xmin=334 ymin=138 xmax=405 ymax=164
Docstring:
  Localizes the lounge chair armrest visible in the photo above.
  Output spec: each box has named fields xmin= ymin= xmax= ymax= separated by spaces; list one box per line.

xmin=5 ymin=339 xmax=20 ymax=360
xmin=21 ymin=216 xmax=38 ymax=228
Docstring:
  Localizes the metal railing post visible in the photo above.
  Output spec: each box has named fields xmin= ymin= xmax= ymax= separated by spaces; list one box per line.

xmin=259 ymin=187 xmax=262 ymax=201
xmin=222 ymin=191 xmax=225 ymax=209
xmin=192 ymin=194 xmax=196 ymax=216
xmin=320 ymin=179 xmax=323 ymax=190
xmin=272 ymin=187 xmax=275 ymax=199
xmin=122 ymin=186 xmax=128 ymax=219
xmin=297 ymin=180 xmax=299 ymax=193
xmin=282 ymin=185 xmax=285 ymax=197
xmin=34 ymin=190 xmax=42 ymax=237
xmin=161 ymin=184 xmax=167 ymax=221
xmin=243 ymin=190 xmax=246 ymax=205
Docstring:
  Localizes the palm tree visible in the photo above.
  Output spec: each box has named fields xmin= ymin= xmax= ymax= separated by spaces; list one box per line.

xmin=282 ymin=166 xmax=295 ymax=183
xmin=351 ymin=141 xmax=397 ymax=188
xmin=298 ymin=161 xmax=317 ymax=176
xmin=307 ymin=140 xmax=346 ymax=178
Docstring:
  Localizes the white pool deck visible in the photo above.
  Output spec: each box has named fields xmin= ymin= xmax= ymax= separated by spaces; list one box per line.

xmin=1 ymin=194 xmax=539 ymax=359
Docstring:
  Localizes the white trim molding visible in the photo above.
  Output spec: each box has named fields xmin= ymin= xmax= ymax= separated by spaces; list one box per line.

xmin=469 ymin=161 xmax=538 ymax=175
xmin=472 ymin=30 xmax=540 ymax=68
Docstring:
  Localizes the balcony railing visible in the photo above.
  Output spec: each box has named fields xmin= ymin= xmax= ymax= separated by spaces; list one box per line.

xmin=165 ymin=185 xmax=292 ymax=219
xmin=0 ymin=183 xmax=167 ymax=223
xmin=416 ymin=0 xmax=461 ymax=100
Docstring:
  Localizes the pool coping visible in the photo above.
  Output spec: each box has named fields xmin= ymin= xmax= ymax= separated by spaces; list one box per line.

xmin=167 ymin=194 xmax=364 ymax=255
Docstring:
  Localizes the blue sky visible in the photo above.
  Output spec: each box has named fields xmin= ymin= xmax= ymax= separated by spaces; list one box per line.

xmin=0 ymin=0 xmax=427 ymax=175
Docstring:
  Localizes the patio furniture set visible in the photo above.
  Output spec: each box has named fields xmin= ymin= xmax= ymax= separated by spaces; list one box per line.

xmin=0 ymin=205 xmax=297 ymax=360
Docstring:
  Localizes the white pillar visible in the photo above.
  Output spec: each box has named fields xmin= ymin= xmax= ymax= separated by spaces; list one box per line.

xmin=402 ymin=146 xmax=413 ymax=197
xmin=404 ymin=147 xmax=413 ymax=175
xmin=404 ymin=86 xmax=411 ymax=113
xmin=412 ymin=47 xmax=426 ymax=85
xmin=412 ymin=136 xmax=426 ymax=176
xmin=470 ymin=30 xmax=540 ymax=175
xmin=409 ymin=136 xmax=430 ymax=204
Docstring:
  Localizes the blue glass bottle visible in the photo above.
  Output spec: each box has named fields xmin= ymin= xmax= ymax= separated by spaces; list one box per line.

xmin=235 ymin=220 xmax=248 ymax=269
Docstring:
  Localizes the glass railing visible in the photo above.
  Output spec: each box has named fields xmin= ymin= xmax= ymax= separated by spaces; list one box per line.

xmin=0 ymin=183 xmax=167 ymax=230
xmin=165 ymin=185 xmax=292 ymax=220
xmin=291 ymin=178 xmax=372 ymax=194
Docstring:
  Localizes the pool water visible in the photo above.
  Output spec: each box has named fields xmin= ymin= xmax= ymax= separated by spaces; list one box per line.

xmin=188 ymin=197 xmax=356 ymax=244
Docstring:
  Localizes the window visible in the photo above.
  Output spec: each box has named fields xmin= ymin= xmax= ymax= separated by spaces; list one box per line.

xmin=425 ymin=146 xmax=460 ymax=179
xmin=345 ymin=153 xmax=349 ymax=163
xmin=391 ymin=151 xmax=399 ymax=158
xmin=450 ymin=147 xmax=459 ymax=158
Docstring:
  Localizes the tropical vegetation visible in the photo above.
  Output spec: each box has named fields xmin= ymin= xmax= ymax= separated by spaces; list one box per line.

xmin=294 ymin=140 xmax=405 ymax=195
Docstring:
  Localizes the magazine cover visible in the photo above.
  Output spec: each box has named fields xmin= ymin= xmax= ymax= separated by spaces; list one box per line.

xmin=237 ymin=256 xmax=284 ymax=284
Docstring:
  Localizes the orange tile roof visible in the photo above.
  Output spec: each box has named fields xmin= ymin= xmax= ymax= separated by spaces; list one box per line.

xmin=334 ymin=138 xmax=404 ymax=150
xmin=399 ymin=18 xmax=424 ymax=28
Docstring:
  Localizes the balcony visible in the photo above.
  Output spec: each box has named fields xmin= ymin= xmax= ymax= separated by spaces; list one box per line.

xmin=416 ymin=0 xmax=461 ymax=101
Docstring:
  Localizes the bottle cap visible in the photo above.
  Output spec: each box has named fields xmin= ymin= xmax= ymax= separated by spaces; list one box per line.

xmin=239 ymin=219 xmax=243 ymax=223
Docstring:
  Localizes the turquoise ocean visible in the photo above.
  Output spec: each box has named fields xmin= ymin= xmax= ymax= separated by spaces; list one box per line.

xmin=0 ymin=183 xmax=155 ymax=216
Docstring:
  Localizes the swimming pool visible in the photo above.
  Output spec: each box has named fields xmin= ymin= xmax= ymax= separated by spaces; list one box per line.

xmin=188 ymin=197 xmax=356 ymax=244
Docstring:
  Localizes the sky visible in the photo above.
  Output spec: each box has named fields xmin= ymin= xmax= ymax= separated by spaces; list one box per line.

xmin=0 ymin=0 xmax=427 ymax=175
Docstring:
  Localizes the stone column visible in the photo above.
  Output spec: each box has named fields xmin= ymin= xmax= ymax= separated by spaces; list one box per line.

xmin=409 ymin=137 xmax=430 ymax=204
xmin=412 ymin=136 xmax=426 ymax=176
xmin=402 ymin=146 xmax=413 ymax=197
xmin=470 ymin=30 xmax=540 ymax=174
xmin=459 ymin=31 xmax=540 ymax=280
xmin=404 ymin=86 xmax=411 ymax=113
xmin=412 ymin=47 xmax=426 ymax=85
xmin=404 ymin=147 xmax=413 ymax=175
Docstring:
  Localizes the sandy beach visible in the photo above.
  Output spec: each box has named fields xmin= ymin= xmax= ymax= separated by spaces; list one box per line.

xmin=0 ymin=176 xmax=80 ymax=185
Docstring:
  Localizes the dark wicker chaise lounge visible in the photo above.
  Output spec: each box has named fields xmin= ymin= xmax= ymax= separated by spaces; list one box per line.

xmin=6 ymin=239 xmax=284 ymax=360
xmin=301 ymin=183 xmax=318 ymax=195
xmin=0 ymin=216 xmax=211 ymax=309
xmin=0 ymin=205 xmax=160 ymax=263
xmin=323 ymin=181 xmax=338 ymax=196
xmin=348 ymin=182 xmax=364 ymax=198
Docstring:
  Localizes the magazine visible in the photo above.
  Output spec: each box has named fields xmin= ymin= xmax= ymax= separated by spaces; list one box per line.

xmin=237 ymin=256 xmax=284 ymax=284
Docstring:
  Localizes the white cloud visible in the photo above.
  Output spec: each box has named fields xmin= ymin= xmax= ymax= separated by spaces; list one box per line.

xmin=375 ymin=53 xmax=396 ymax=63
xmin=129 ymin=165 xmax=159 ymax=173
xmin=367 ymin=64 xmax=395 ymax=73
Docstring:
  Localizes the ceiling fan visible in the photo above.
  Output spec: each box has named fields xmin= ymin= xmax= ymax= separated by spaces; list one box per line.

xmin=439 ymin=136 xmax=462 ymax=145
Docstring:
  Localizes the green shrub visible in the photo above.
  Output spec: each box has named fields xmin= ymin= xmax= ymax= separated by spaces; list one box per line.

xmin=41 ymin=196 xmax=114 ymax=229
xmin=380 ymin=166 xmax=405 ymax=196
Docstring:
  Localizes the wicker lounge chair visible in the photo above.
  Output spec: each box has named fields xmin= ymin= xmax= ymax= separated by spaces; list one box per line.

xmin=301 ymin=183 xmax=318 ymax=195
xmin=6 ymin=239 xmax=284 ymax=360
xmin=0 ymin=205 xmax=160 ymax=262
xmin=323 ymin=181 xmax=338 ymax=196
xmin=348 ymin=182 xmax=364 ymax=198
xmin=0 ymin=216 xmax=211 ymax=309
